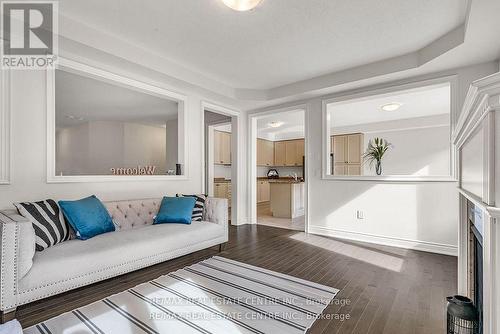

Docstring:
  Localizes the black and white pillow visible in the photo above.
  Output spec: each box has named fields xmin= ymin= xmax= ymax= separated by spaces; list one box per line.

xmin=176 ymin=194 xmax=206 ymax=222
xmin=14 ymin=199 xmax=71 ymax=251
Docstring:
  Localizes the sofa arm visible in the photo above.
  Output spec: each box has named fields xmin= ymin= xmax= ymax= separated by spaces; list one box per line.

xmin=204 ymin=198 xmax=228 ymax=238
xmin=0 ymin=210 xmax=35 ymax=310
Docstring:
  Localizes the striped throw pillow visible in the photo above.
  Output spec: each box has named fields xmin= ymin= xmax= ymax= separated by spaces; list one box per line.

xmin=176 ymin=194 xmax=206 ymax=221
xmin=14 ymin=199 xmax=71 ymax=251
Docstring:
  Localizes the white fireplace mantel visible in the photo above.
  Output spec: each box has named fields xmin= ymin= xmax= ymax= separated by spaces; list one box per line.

xmin=453 ymin=71 xmax=500 ymax=334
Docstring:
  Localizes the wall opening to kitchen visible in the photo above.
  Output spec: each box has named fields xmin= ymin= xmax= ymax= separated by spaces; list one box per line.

xmin=253 ymin=109 xmax=306 ymax=231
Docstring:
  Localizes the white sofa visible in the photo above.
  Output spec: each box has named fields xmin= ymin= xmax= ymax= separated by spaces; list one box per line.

xmin=0 ymin=197 xmax=228 ymax=321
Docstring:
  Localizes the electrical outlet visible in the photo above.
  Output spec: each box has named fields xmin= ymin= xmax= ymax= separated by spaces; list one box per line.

xmin=356 ymin=210 xmax=365 ymax=220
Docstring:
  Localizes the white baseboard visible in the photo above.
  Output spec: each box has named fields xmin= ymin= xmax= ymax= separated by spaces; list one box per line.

xmin=308 ymin=225 xmax=458 ymax=256
xmin=233 ymin=216 xmax=256 ymax=226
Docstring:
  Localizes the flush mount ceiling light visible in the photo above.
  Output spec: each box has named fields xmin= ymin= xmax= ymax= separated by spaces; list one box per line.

xmin=268 ymin=121 xmax=284 ymax=128
xmin=222 ymin=0 xmax=262 ymax=11
xmin=380 ymin=102 xmax=403 ymax=112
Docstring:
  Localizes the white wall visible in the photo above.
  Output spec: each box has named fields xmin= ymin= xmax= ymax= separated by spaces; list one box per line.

xmin=93 ymin=121 xmax=129 ymax=174
xmin=56 ymin=123 xmax=90 ymax=175
xmin=248 ymin=61 xmax=499 ymax=255
xmin=124 ymin=122 xmax=168 ymax=172
xmin=312 ymin=105 xmax=457 ymax=254
xmin=57 ymin=121 xmax=169 ymax=175
xmin=363 ymin=125 xmax=450 ymax=176
xmin=214 ymin=165 xmax=232 ymax=179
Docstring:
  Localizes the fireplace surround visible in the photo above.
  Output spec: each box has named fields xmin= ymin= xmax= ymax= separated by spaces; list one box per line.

xmin=454 ymin=72 xmax=500 ymax=334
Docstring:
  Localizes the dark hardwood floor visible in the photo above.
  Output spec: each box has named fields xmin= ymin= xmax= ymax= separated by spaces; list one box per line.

xmin=17 ymin=225 xmax=457 ymax=333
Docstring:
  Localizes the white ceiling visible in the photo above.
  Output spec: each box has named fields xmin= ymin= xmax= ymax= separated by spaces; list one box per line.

xmin=214 ymin=124 xmax=232 ymax=133
xmin=59 ymin=0 xmax=467 ymax=89
xmin=257 ymin=109 xmax=304 ymax=139
xmin=329 ymin=83 xmax=450 ymax=128
xmin=55 ymin=70 xmax=179 ymax=127
xmin=56 ymin=0 xmax=500 ymax=106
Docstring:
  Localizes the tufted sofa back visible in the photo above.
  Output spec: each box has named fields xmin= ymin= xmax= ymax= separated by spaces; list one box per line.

xmin=103 ymin=198 xmax=162 ymax=231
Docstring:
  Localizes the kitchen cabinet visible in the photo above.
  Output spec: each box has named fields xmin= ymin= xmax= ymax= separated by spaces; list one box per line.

xmin=214 ymin=182 xmax=226 ymax=199
xmin=214 ymin=182 xmax=232 ymax=207
xmin=270 ymin=182 xmax=305 ymax=218
xmin=214 ymin=130 xmax=231 ymax=165
xmin=274 ymin=141 xmax=286 ymax=166
xmin=295 ymin=139 xmax=305 ymax=165
xmin=257 ymin=180 xmax=270 ymax=203
xmin=331 ymin=133 xmax=364 ymax=175
xmin=285 ymin=141 xmax=297 ymax=166
xmin=257 ymin=139 xmax=274 ymax=166
xmin=274 ymin=139 xmax=304 ymax=166
xmin=347 ymin=134 xmax=362 ymax=164
xmin=332 ymin=136 xmax=346 ymax=162
xmin=333 ymin=165 xmax=347 ymax=176
xmin=347 ymin=164 xmax=362 ymax=176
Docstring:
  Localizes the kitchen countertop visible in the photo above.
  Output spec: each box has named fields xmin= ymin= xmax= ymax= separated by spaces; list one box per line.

xmin=214 ymin=178 xmax=231 ymax=183
xmin=258 ymin=177 xmax=304 ymax=184
xmin=268 ymin=180 xmax=304 ymax=184
xmin=215 ymin=177 xmax=304 ymax=184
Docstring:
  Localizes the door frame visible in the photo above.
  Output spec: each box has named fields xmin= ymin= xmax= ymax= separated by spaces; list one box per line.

xmin=201 ymin=101 xmax=243 ymax=225
xmin=248 ymin=104 xmax=309 ymax=231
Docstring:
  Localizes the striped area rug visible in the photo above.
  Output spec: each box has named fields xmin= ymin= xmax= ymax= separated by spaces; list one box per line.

xmin=25 ymin=256 xmax=339 ymax=334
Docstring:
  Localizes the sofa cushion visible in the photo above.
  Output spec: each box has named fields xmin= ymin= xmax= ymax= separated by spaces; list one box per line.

xmin=59 ymin=196 xmax=115 ymax=240
xmin=176 ymin=194 xmax=207 ymax=221
xmin=154 ymin=197 xmax=196 ymax=225
xmin=18 ymin=221 xmax=224 ymax=293
xmin=14 ymin=199 xmax=71 ymax=251
xmin=103 ymin=199 xmax=160 ymax=231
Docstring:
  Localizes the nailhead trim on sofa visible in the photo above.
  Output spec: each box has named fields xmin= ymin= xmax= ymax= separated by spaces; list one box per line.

xmin=1 ymin=223 xmax=5 ymax=309
xmin=15 ymin=235 xmax=226 ymax=306
xmin=0 ymin=212 xmax=20 ymax=310
xmin=13 ymin=224 xmax=18 ymax=296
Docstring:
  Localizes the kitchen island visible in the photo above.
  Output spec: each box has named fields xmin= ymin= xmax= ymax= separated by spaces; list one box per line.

xmin=269 ymin=180 xmax=305 ymax=218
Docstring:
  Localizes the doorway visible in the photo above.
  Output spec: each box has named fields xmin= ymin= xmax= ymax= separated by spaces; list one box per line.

xmin=203 ymin=104 xmax=240 ymax=224
xmin=250 ymin=107 xmax=307 ymax=231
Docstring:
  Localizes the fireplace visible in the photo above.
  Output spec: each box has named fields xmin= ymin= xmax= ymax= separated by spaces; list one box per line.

xmin=467 ymin=200 xmax=483 ymax=334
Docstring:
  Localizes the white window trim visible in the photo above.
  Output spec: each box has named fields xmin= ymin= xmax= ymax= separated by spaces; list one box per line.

xmin=321 ymin=75 xmax=459 ymax=182
xmin=47 ymin=58 xmax=189 ymax=183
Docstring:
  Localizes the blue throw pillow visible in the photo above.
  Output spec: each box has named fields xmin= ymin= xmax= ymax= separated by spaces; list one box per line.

xmin=58 ymin=195 xmax=115 ymax=240
xmin=154 ymin=196 xmax=196 ymax=225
